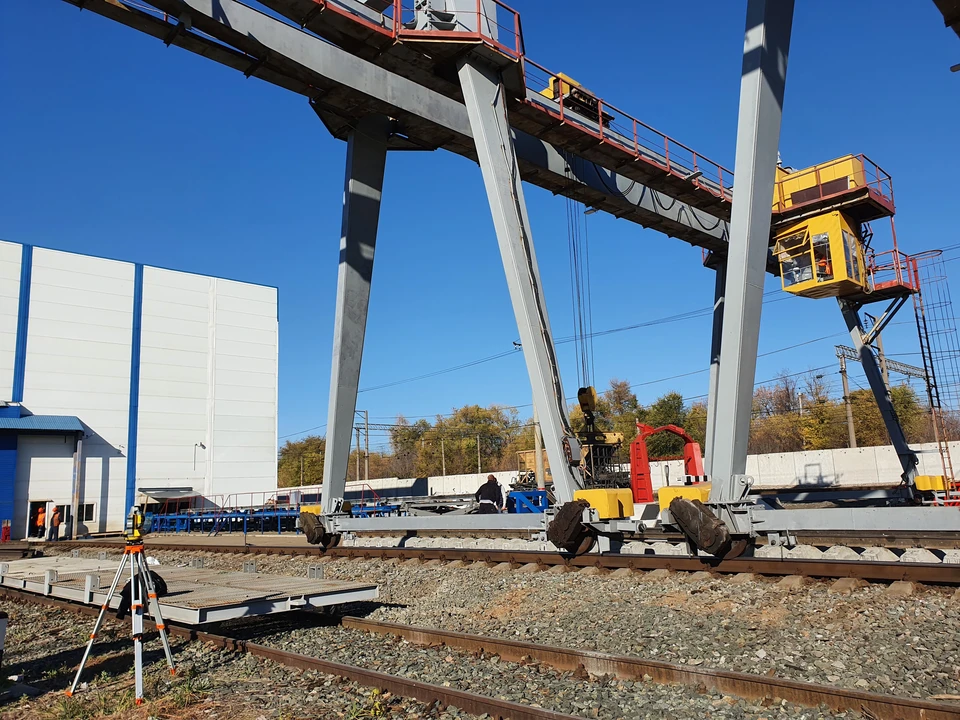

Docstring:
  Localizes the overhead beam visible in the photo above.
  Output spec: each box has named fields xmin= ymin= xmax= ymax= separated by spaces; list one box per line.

xmin=63 ymin=0 xmax=730 ymax=251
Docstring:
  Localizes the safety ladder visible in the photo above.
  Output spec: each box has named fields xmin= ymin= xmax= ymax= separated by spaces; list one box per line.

xmin=913 ymin=287 xmax=959 ymax=505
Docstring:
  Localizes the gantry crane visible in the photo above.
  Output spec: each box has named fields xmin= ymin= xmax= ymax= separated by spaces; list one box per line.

xmin=36 ymin=0 xmax=960 ymax=554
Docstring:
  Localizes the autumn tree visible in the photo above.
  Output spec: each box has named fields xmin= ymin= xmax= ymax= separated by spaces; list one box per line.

xmin=277 ymin=435 xmax=326 ymax=488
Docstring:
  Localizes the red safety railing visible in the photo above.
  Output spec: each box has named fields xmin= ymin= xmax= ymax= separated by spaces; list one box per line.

xmin=392 ymin=0 xmax=524 ymax=59
xmin=772 ymin=154 xmax=894 ymax=215
xmin=520 ymin=59 xmax=734 ymax=203
xmin=299 ymin=0 xmax=397 ymax=39
xmin=350 ymin=483 xmax=385 ymax=506
xmin=866 ymin=248 xmax=920 ymax=295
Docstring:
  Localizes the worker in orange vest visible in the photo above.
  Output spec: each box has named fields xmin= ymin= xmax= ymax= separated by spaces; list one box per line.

xmin=48 ymin=507 xmax=62 ymax=542
xmin=816 ymin=253 xmax=833 ymax=281
xmin=35 ymin=506 xmax=46 ymax=539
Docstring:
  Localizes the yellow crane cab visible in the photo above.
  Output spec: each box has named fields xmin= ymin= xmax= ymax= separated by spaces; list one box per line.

xmin=771 ymin=155 xmax=917 ymax=303
xmin=774 ymin=211 xmax=865 ymax=299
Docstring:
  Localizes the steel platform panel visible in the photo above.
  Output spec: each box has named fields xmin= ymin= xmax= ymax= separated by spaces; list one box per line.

xmin=0 ymin=556 xmax=378 ymax=625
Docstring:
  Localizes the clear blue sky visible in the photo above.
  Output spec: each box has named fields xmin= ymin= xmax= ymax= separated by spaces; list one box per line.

xmin=2 ymin=1 xmax=958 ymax=451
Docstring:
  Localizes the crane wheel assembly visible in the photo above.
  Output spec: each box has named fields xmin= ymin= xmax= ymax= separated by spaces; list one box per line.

xmin=299 ymin=512 xmax=340 ymax=549
xmin=668 ymin=498 xmax=735 ymax=558
xmin=546 ymin=500 xmax=596 ymax=555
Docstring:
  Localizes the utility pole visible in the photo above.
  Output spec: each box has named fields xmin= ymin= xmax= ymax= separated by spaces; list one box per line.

xmin=300 ymin=455 xmax=304 ymax=486
xmin=355 ymin=426 xmax=361 ymax=483
xmin=440 ymin=437 xmax=446 ymax=476
xmin=476 ymin=434 xmax=481 ymax=474
xmin=363 ymin=410 xmax=369 ymax=483
xmin=839 ymin=355 xmax=857 ymax=448
xmin=533 ymin=406 xmax=545 ymax=490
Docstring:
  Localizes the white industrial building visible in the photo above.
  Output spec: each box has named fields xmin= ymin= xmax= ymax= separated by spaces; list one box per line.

xmin=0 ymin=240 xmax=278 ymax=539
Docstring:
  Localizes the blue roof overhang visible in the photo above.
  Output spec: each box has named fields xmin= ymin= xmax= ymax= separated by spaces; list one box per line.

xmin=0 ymin=415 xmax=84 ymax=435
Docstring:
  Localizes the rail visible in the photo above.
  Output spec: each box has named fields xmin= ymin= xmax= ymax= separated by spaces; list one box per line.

xmin=342 ymin=616 xmax=960 ymax=720
xmin=4 ymin=590 xmax=576 ymax=720
xmin=57 ymin=540 xmax=960 ymax=584
xmin=8 ymin=588 xmax=960 ymax=720
xmin=520 ymin=58 xmax=734 ymax=202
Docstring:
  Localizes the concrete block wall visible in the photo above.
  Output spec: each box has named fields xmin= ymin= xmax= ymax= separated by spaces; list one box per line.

xmin=645 ymin=441 xmax=960 ymax=491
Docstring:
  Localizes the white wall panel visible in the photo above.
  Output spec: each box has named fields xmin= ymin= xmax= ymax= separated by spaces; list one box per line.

xmin=0 ymin=241 xmax=22 ymax=402
xmin=4 ymin=242 xmax=278 ymax=535
xmin=13 ymin=435 xmax=75 ymax=537
xmin=137 ymin=270 xmax=278 ymax=501
xmin=22 ymin=249 xmax=134 ymax=535
xmin=137 ymin=267 xmax=211 ymax=492
xmin=210 ymin=279 xmax=278 ymax=498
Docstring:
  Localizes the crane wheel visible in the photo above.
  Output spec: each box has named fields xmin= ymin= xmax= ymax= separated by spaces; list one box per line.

xmin=720 ymin=539 xmax=751 ymax=560
xmin=668 ymin=497 xmax=733 ymax=557
xmin=300 ymin=511 xmax=324 ymax=545
xmin=547 ymin=500 xmax=594 ymax=554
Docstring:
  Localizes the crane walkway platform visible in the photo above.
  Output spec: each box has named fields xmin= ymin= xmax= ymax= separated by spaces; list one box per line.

xmin=0 ymin=556 xmax=378 ymax=625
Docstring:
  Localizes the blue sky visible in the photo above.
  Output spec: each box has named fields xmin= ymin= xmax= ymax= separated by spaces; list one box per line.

xmin=2 ymin=1 xmax=958 ymax=451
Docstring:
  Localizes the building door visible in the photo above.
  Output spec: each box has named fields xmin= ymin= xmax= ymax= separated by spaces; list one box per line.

xmin=27 ymin=500 xmax=50 ymax=539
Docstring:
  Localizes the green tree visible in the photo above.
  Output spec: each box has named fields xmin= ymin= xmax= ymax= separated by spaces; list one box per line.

xmin=847 ymin=383 xmax=932 ymax=447
xmin=389 ymin=405 xmax=527 ymax=476
xmin=685 ymin=401 xmax=707 ymax=449
xmin=277 ymin=435 xmax=326 ymax=488
xmin=642 ymin=391 xmax=689 ymax=457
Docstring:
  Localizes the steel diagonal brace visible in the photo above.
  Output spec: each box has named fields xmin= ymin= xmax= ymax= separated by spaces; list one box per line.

xmin=839 ymin=297 xmax=919 ymax=487
xmin=62 ymin=0 xmax=730 ymax=250
xmin=861 ymin=296 xmax=907 ymax=346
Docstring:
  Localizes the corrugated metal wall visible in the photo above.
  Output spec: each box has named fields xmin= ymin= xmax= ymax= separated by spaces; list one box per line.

xmin=22 ymin=248 xmax=135 ymax=534
xmin=0 ymin=243 xmax=21 ymax=402
xmin=0 ymin=240 xmax=279 ymax=537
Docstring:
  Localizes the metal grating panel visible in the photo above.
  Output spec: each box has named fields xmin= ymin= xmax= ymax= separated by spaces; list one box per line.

xmin=0 ymin=556 xmax=378 ymax=625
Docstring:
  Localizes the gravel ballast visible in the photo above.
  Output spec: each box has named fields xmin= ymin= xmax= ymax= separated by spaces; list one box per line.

xmin=47 ymin=547 xmax=960 ymax=705
xmin=222 ymin=614 xmax=862 ymax=720
xmin=0 ymin=601 xmax=479 ymax=719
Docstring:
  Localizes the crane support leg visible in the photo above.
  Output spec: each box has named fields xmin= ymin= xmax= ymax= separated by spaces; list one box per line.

xmin=709 ymin=0 xmax=794 ymax=516
xmin=320 ymin=114 xmax=391 ymax=515
xmin=457 ymin=59 xmax=584 ymax=504
xmin=839 ymin=298 xmax=919 ymax=488
xmin=704 ymin=259 xmax=726 ymax=476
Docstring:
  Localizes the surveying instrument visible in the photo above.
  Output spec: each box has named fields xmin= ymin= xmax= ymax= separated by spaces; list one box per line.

xmin=67 ymin=507 xmax=176 ymax=704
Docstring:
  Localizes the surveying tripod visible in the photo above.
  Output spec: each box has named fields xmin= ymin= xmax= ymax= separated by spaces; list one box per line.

xmin=67 ymin=509 xmax=176 ymax=704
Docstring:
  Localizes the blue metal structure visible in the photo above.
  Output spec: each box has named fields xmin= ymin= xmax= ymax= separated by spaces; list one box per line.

xmin=507 ymin=490 xmax=548 ymax=514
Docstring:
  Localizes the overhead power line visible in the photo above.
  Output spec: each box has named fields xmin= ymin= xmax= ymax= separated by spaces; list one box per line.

xmin=358 ymin=290 xmax=786 ymax=394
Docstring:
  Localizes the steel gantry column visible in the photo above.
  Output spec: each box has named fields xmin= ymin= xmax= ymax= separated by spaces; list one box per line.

xmin=457 ymin=59 xmax=585 ymax=504
xmin=709 ymin=0 xmax=794 ymax=508
xmin=320 ymin=114 xmax=392 ymax=514
xmin=704 ymin=259 xmax=726 ymax=476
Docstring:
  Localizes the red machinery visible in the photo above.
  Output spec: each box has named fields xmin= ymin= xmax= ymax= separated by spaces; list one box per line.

xmin=629 ymin=423 xmax=705 ymax=504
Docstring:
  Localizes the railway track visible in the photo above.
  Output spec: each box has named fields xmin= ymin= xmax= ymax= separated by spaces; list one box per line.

xmin=395 ymin=529 xmax=960 ymax=550
xmin=58 ymin=540 xmax=960 ymax=586
xmin=3 ymin=588 xmax=959 ymax=720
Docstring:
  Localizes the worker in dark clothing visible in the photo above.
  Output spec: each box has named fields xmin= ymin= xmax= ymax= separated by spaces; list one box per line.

xmin=475 ymin=475 xmax=503 ymax=514
xmin=48 ymin=507 xmax=62 ymax=541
